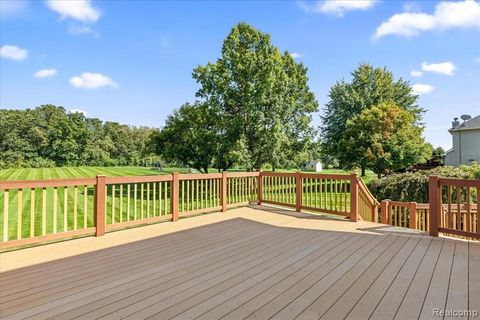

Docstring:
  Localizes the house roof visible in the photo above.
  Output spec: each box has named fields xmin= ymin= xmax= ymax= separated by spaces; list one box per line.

xmin=450 ymin=115 xmax=480 ymax=132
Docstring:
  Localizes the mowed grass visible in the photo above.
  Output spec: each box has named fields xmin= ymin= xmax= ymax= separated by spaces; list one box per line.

xmin=0 ymin=166 xmax=188 ymax=181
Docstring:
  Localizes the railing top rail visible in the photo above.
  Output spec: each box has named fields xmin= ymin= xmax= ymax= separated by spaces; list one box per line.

xmin=357 ymin=178 xmax=380 ymax=205
xmin=105 ymin=175 xmax=173 ymax=184
xmin=0 ymin=177 xmax=97 ymax=190
xmin=438 ymin=177 xmax=480 ymax=188
xmin=388 ymin=200 xmax=413 ymax=207
xmin=301 ymin=173 xmax=352 ymax=180
xmin=226 ymin=172 xmax=260 ymax=178
xmin=178 ymin=173 xmax=223 ymax=180
xmin=261 ymin=172 xmax=297 ymax=177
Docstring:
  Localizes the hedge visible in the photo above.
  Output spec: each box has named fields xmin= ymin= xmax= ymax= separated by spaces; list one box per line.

xmin=368 ymin=163 xmax=480 ymax=203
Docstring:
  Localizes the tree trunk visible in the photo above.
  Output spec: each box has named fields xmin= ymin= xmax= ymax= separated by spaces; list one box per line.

xmin=361 ymin=165 xmax=366 ymax=177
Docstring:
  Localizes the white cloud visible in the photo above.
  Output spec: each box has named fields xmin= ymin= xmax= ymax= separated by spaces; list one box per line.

xmin=298 ymin=0 xmax=376 ymax=16
xmin=46 ymin=0 xmax=100 ymax=23
xmin=69 ymin=109 xmax=88 ymax=116
xmin=34 ymin=69 xmax=57 ymax=78
xmin=412 ymin=83 xmax=435 ymax=95
xmin=410 ymin=70 xmax=423 ymax=77
xmin=0 ymin=45 xmax=28 ymax=61
xmin=374 ymin=0 xmax=480 ymax=39
xmin=421 ymin=61 xmax=456 ymax=75
xmin=290 ymin=52 xmax=303 ymax=59
xmin=70 ymin=72 xmax=118 ymax=89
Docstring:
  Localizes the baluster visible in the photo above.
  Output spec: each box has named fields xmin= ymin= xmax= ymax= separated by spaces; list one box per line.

xmin=63 ymin=187 xmax=67 ymax=232
xmin=146 ymin=183 xmax=150 ymax=218
xmin=119 ymin=185 xmax=123 ymax=223
xmin=42 ymin=188 xmax=47 ymax=235
xmin=3 ymin=190 xmax=9 ymax=242
xmin=17 ymin=189 xmax=23 ymax=239
xmin=127 ymin=184 xmax=131 ymax=221
xmin=111 ymin=185 xmax=116 ymax=224
xmin=53 ymin=188 xmax=57 ymax=234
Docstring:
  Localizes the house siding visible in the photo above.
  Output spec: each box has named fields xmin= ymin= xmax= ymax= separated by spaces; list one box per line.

xmin=445 ymin=129 xmax=480 ymax=166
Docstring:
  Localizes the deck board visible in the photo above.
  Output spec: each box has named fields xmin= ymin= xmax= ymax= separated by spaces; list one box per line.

xmin=0 ymin=205 xmax=477 ymax=320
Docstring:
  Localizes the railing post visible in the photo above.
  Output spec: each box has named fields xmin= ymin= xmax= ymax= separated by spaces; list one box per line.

xmin=257 ymin=169 xmax=263 ymax=205
xmin=94 ymin=175 xmax=106 ymax=237
xmin=372 ymin=204 xmax=378 ymax=223
xmin=381 ymin=200 xmax=390 ymax=224
xmin=429 ymin=176 xmax=440 ymax=237
xmin=171 ymin=172 xmax=179 ymax=222
xmin=349 ymin=173 xmax=358 ymax=222
xmin=221 ymin=171 xmax=228 ymax=212
xmin=409 ymin=202 xmax=417 ymax=229
xmin=296 ymin=171 xmax=302 ymax=212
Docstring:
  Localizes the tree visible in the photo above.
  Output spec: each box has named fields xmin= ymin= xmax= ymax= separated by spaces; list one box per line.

xmin=322 ymin=63 xmax=423 ymax=176
xmin=150 ymin=102 xmax=220 ymax=173
xmin=342 ymin=102 xmax=432 ymax=178
xmin=0 ymin=105 xmax=156 ymax=169
xmin=192 ymin=23 xmax=318 ymax=170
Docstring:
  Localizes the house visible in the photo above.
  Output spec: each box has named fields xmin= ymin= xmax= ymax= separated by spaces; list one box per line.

xmin=445 ymin=115 xmax=480 ymax=166
xmin=303 ymin=160 xmax=322 ymax=172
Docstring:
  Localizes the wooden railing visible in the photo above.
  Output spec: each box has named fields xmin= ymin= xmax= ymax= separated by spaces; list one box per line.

xmin=380 ymin=200 xmax=430 ymax=231
xmin=0 ymin=172 xmax=261 ymax=250
xmin=429 ymin=176 xmax=479 ymax=239
xmin=259 ymin=172 xmax=377 ymax=223
xmin=380 ymin=176 xmax=479 ymax=240
xmin=1 ymin=171 xmax=377 ymax=250
xmin=357 ymin=178 xmax=380 ymax=222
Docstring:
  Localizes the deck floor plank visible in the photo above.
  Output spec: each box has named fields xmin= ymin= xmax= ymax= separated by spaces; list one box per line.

xmin=0 ymin=206 xmax=476 ymax=320
xmin=445 ymin=240 xmax=469 ymax=320
xmin=394 ymin=237 xmax=444 ymax=320
xmin=469 ymin=241 xmax=480 ymax=319
xmin=419 ymin=238 xmax=456 ymax=320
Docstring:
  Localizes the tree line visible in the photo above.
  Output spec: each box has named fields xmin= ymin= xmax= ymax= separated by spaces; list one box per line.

xmin=1 ymin=23 xmax=434 ymax=177
xmin=0 ymin=105 xmax=157 ymax=169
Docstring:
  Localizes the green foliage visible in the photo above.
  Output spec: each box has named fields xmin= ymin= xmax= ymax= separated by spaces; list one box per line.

xmin=341 ymin=102 xmax=432 ymax=178
xmin=0 ymin=105 xmax=156 ymax=169
xmin=321 ymin=63 xmax=425 ymax=175
xmin=190 ymin=23 xmax=318 ymax=170
xmin=368 ymin=163 xmax=480 ymax=203
xmin=150 ymin=102 xmax=220 ymax=173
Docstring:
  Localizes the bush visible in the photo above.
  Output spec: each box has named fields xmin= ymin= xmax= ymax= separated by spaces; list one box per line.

xmin=368 ymin=163 xmax=480 ymax=203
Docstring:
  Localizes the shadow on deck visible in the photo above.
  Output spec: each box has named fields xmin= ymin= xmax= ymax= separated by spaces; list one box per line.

xmin=0 ymin=205 xmax=478 ymax=320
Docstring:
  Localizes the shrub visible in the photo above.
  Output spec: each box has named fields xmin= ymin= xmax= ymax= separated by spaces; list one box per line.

xmin=368 ymin=163 xmax=480 ymax=203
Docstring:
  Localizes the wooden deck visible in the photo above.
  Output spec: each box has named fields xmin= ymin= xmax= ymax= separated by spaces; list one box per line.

xmin=0 ymin=205 xmax=479 ymax=320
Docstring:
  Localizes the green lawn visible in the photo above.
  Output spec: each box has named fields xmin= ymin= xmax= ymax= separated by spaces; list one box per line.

xmin=0 ymin=166 xmax=189 ymax=181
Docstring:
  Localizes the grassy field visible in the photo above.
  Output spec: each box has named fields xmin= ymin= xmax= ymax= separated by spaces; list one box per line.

xmin=0 ymin=166 xmax=188 ymax=181
xmin=0 ymin=166 xmax=376 ymax=183
xmin=0 ymin=167 xmax=374 ymax=243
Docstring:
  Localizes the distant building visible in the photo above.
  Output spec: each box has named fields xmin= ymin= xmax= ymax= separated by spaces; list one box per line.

xmin=445 ymin=115 xmax=480 ymax=166
xmin=303 ymin=160 xmax=322 ymax=172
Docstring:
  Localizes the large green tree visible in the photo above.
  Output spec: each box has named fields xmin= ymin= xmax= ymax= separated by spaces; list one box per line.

xmin=342 ymin=103 xmax=432 ymax=178
xmin=192 ymin=23 xmax=318 ymax=170
xmin=321 ymin=63 xmax=424 ymax=176
xmin=150 ymin=102 xmax=220 ymax=173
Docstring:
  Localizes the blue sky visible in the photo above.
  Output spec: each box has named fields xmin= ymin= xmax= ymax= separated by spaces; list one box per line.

xmin=1 ymin=0 xmax=479 ymax=150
